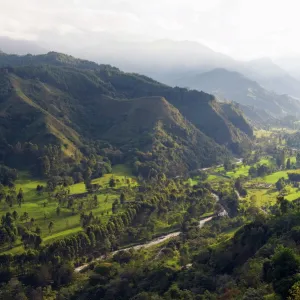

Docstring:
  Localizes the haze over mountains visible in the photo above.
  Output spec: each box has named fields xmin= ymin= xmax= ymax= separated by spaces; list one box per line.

xmin=2 ymin=35 xmax=300 ymax=131
xmin=2 ymin=36 xmax=300 ymax=99
xmin=176 ymin=68 xmax=300 ymax=122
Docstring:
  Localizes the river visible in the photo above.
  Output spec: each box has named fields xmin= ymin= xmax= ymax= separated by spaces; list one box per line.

xmin=75 ymin=193 xmax=225 ymax=272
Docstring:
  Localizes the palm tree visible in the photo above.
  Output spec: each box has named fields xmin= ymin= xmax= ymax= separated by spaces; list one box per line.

xmin=23 ymin=212 xmax=29 ymax=222
xmin=48 ymin=221 xmax=54 ymax=233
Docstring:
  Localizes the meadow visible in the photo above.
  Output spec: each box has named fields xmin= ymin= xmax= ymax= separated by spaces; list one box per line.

xmin=0 ymin=164 xmax=137 ymax=254
xmin=196 ymin=155 xmax=300 ymax=210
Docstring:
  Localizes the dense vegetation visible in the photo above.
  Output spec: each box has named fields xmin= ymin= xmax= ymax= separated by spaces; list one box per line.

xmin=0 ymin=52 xmax=253 ymax=177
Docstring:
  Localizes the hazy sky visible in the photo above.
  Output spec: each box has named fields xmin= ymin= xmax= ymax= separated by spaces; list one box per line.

xmin=0 ymin=0 xmax=299 ymax=59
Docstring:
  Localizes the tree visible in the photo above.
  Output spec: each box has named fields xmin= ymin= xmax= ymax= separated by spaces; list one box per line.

xmin=276 ymin=150 xmax=286 ymax=168
xmin=5 ymin=195 xmax=12 ymax=207
xmin=276 ymin=177 xmax=286 ymax=191
xmin=249 ymin=166 xmax=257 ymax=178
xmin=48 ymin=221 xmax=54 ymax=233
xmin=179 ymin=245 xmax=190 ymax=266
xmin=214 ymin=203 xmax=224 ymax=215
xmin=242 ymin=288 xmax=263 ymax=300
xmin=84 ymin=178 xmax=92 ymax=192
xmin=297 ymin=152 xmax=300 ymax=167
xmin=29 ymin=218 xmax=35 ymax=229
xmin=266 ymin=246 xmax=300 ymax=298
xmin=277 ymin=196 xmax=289 ymax=214
xmin=112 ymin=199 xmax=119 ymax=214
xmin=84 ymin=167 xmax=92 ymax=182
xmin=120 ymin=192 xmax=126 ymax=205
xmin=84 ymin=167 xmax=92 ymax=192
xmin=103 ymin=238 xmax=111 ymax=255
xmin=36 ymin=184 xmax=44 ymax=194
xmin=39 ymin=156 xmax=50 ymax=177
xmin=287 ymin=158 xmax=292 ymax=169
xmin=288 ymin=281 xmax=300 ymax=300
xmin=12 ymin=211 xmax=18 ymax=221
xmin=93 ymin=195 xmax=98 ymax=207
xmin=22 ymin=212 xmax=29 ymax=222
xmin=17 ymin=188 xmax=24 ymax=204
xmin=73 ymin=172 xmax=83 ymax=183
xmin=35 ymin=226 xmax=41 ymax=235
xmin=56 ymin=206 xmax=61 ymax=216
xmin=109 ymin=177 xmax=116 ymax=188
xmin=224 ymin=160 xmax=233 ymax=172
xmin=234 ymin=178 xmax=242 ymax=191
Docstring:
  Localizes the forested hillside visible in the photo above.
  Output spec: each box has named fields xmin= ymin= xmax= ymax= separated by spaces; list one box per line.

xmin=0 ymin=52 xmax=253 ymax=178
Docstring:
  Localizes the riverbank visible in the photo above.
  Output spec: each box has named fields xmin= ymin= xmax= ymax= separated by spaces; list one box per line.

xmin=75 ymin=193 xmax=226 ymax=273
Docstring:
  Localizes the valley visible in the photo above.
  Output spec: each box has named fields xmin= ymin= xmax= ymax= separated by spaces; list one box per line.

xmin=0 ymin=164 xmax=138 ymax=255
xmin=0 ymin=52 xmax=300 ymax=300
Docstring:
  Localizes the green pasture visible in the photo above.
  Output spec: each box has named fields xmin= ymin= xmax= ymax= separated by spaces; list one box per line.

xmin=0 ymin=164 xmax=137 ymax=254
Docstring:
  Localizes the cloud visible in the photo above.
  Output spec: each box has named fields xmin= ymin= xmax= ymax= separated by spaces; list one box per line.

xmin=1 ymin=0 xmax=300 ymax=58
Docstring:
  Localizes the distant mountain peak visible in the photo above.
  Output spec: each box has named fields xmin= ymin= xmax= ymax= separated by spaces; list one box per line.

xmin=175 ymin=66 xmax=300 ymax=120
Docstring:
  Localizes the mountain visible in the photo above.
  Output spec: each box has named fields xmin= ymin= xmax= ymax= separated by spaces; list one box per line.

xmin=244 ymin=58 xmax=300 ymax=97
xmin=90 ymin=96 xmax=230 ymax=174
xmin=72 ymin=39 xmax=239 ymax=85
xmin=0 ymin=36 xmax=47 ymax=55
xmin=0 ymin=52 xmax=253 ymax=176
xmin=175 ymin=68 xmax=300 ymax=119
xmin=234 ymin=104 xmax=277 ymax=128
xmin=74 ymin=38 xmax=300 ymax=97
xmin=275 ymin=55 xmax=300 ymax=82
xmin=2 ymin=36 xmax=300 ymax=98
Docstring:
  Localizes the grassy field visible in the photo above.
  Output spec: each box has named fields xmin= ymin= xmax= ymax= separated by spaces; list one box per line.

xmin=254 ymin=129 xmax=273 ymax=138
xmin=0 ymin=164 xmax=137 ymax=254
xmin=226 ymin=165 xmax=250 ymax=179
xmin=263 ymin=171 xmax=288 ymax=184
xmin=200 ymin=157 xmax=274 ymax=185
xmin=244 ymin=188 xmax=278 ymax=207
xmin=69 ymin=164 xmax=137 ymax=194
xmin=196 ymin=154 xmax=300 ymax=209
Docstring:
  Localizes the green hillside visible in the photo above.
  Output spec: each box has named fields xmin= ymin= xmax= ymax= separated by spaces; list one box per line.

xmin=0 ymin=52 xmax=253 ymax=177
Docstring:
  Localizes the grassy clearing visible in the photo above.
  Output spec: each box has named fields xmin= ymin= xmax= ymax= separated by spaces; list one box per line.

xmin=226 ymin=165 xmax=250 ymax=179
xmin=257 ymin=158 xmax=273 ymax=166
xmin=201 ymin=155 xmax=300 ymax=208
xmin=207 ymin=174 xmax=220 ymax=181
xmin=262 ymin=171 xmax=288 ymax=184
xmin=69 ymin=164 xmax=137 ymax=195
xmin=0 ymin=164 xmax=137 ymax=254
xmin=244 ymin=188 xmax=278 ymax=207
xmin=284 ymin=186 xmax=300 ymax=201
xmin=254 ymin=129 xmax=272 ymax=138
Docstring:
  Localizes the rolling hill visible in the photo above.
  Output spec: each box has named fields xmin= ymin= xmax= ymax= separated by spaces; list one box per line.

xmin=0 ymin=52 xmax=254 ymax=176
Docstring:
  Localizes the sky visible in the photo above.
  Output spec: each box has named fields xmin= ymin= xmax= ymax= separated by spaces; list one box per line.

xmin=0 ymin=0 xmax=300 ymax=59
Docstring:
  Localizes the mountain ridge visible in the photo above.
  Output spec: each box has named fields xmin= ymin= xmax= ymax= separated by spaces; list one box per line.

xmin=0 ymin=52 xmax=253 ymax=176
xmin=175 ymin=68 xmax=300 ymax=120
